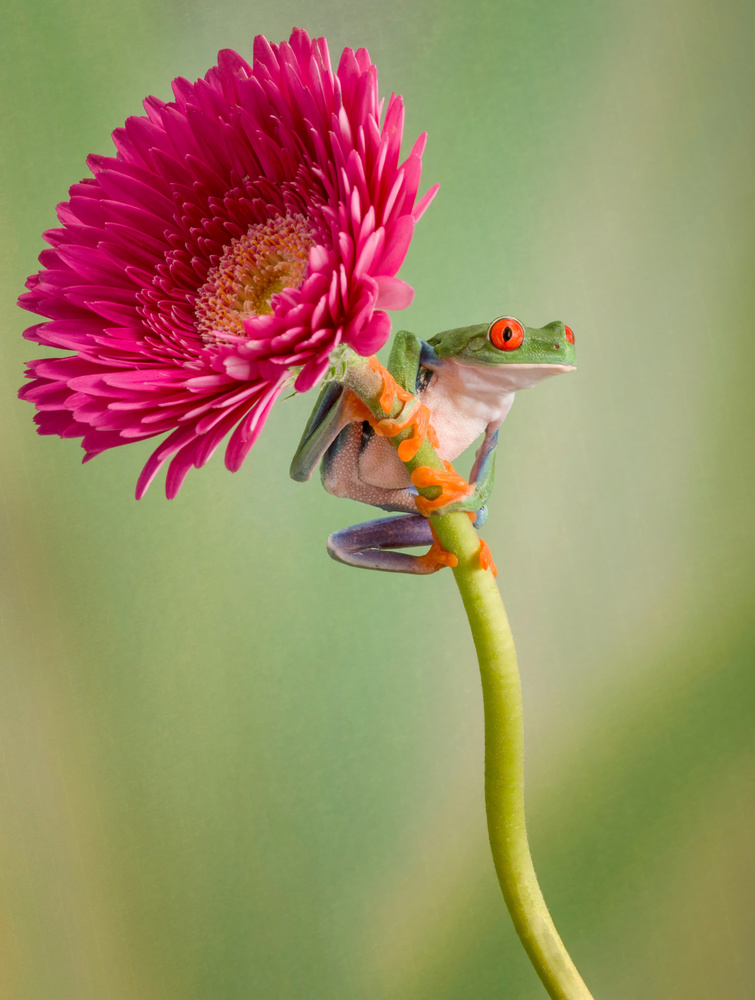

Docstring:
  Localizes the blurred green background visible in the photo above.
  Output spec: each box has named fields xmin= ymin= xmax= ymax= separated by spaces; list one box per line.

xmin=1 ymin=0 xmax=754 ymax=997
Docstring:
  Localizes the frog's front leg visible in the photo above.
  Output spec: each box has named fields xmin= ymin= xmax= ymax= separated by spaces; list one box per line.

xmin=327 ymin=514 xmax=457 ymax=574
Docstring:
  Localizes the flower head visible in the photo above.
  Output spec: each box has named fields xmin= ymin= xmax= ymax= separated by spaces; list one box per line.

xmin=19 ymin=29 xmax=437 ymax=497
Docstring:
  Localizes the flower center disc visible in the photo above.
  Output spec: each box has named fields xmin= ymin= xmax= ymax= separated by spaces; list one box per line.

xmin=195 ymin=214 xmax=315 ymax=341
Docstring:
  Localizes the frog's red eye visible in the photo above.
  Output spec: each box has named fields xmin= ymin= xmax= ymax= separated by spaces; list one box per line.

xmin=488 ymin=317 xmax=524 ymax=351
xmin=565 ymin=325 xmax=575 ymax=344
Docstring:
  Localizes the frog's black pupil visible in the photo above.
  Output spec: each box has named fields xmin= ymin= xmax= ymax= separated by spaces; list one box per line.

xmin=503 ymin=326 xmax=512 ymax=342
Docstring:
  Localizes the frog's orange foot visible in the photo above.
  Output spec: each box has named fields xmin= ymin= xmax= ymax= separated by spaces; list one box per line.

xmin=415 ymin=521 xmax=458 ymax=572
xmin=367 ymin=356 xmax=414 ymax=414
xmin=478 ymin=538 xmax=498 ymax=578
xmin=411 ymin=461 xmax=474 ymax=516
xmin=374 ymin=402 xmax=438 ymax=462
xmin=396 ymin=406 xmax=440 ymax=462
xmin=463 ymin=513 xmax=497 ymax=575
xmin=373 ymin=397 xmax=420 ymax=439
xmin=415 ymin=537 xmax=458 ymax=573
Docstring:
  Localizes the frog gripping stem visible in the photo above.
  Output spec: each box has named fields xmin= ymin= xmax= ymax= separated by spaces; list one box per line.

xmin=373 ymin=400 xmax=439 ymax=462
xmin=411 ymin=461 xmax=475 ymax=516
xmin=335 ymin=346 xmax=592 ymax=1000
xmin=367 ymin=355 xmax=413 ymax=413
xmin=416 ymin=520 xmax=459 ymax=573
xmin=364 ymin=356 xmax=439 ymax=461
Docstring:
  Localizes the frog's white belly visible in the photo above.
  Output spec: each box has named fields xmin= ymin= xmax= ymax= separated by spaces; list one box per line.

xmin=421 ymin=362 xmax=514 ymax=461
xmin=422 ymin=358 xmax=572 ymax=460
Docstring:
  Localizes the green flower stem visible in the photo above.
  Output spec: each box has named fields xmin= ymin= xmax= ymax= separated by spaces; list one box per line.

xmin=449 ymin=533 xmax=594 ymax=1000
xmin=341 ymin=356 xmax=594 ymax=1000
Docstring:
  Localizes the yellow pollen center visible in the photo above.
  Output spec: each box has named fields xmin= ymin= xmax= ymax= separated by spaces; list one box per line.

xmin=195 ymin=214 xmax=315 ymax=341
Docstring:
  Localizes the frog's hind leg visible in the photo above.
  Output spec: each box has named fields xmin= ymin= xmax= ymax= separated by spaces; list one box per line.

xmin=327 ymin=514 xmax=457 ymax=574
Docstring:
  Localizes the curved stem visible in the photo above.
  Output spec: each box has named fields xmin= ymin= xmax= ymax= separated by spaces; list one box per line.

xmin=445 ymin=514 xmax=594 ymax=1000
xmin=341 ymin=355 xmax=594 ymax=999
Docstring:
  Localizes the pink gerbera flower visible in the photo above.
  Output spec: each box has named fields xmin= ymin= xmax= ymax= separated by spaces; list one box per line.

xmin=19 ymin=29 xmax=437 ymax=497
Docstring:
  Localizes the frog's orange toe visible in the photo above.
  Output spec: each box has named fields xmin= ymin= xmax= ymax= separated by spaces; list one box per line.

xmin=367 ymin=356 xmax=414 ymax=414
xmin=395 ymin=404 xmax=432 ymax=462
xmin=411 ymin=461 xmax=474 ymax=516
xmin=373 ymin=400 xmax=436 ymax=463
xmin=362 ymin=358 xmax=439 ymax=462
xmin=415 ymin=538 xmax=458 ymax=573
xmin=415 ymin=522 xmax=458 ymax=572
xmin=478 ymin=539 xmax=498 ymax=578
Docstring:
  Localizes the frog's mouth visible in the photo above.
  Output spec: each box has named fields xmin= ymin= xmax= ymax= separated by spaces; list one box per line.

xmin=450 ymin=358 xmax=576 ymax=393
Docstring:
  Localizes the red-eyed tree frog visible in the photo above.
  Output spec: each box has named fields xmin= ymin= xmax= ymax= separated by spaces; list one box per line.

xmin=290 ymin=317 xmax=576 ymax=573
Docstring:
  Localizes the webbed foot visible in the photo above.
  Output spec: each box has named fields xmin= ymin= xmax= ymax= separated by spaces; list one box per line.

xmin=415 ymin=521 xmax=458 ymax=572
xmin=373 ymin=401 xmax=439 ymax=462
xmin=411 ymin=462 xmax=475 ymax=516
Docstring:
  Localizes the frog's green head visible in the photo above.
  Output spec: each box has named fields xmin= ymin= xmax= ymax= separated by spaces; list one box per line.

xmin=428 ymin=317 xmax=576 ymax=370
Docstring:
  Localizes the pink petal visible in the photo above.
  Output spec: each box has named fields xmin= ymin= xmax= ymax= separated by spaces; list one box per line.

xmin=377 ymin=215 xmax=415 ymax=275
xmin=374 ymin=276 xmax=413 ymax=311
xmin=353 ymin=310 xmax=391 ymax=355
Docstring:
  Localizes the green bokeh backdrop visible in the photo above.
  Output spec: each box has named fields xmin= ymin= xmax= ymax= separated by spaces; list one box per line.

xmin=2 ymin=1 xmax=753 ymax=997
